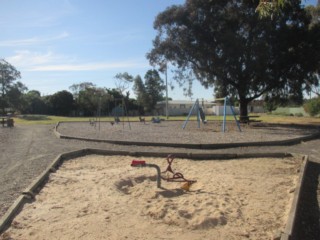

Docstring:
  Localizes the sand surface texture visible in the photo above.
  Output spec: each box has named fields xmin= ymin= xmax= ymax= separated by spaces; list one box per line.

xmin=0 ymin=155 xmax=302 ymax=240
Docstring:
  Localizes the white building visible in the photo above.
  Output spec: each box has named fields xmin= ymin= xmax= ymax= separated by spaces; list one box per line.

xmin=212 ymin=105 xmax=239 ymax=116
xmin=156 ymin=100 xmax=215 ymax=116
xmin=156 ymin=99 xmax=263 ymax=116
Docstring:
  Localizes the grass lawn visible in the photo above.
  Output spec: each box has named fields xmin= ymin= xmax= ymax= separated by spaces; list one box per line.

xmin=11 ymin=114 xmax=320 ymax=126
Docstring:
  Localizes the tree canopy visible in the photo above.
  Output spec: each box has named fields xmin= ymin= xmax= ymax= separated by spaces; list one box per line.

xmin=147 ymin=0 xmax=319 ymax=118
xmin=0 ymin=59 xmax=25 ymax=114
xmin=255 ymin=0 xmax=314 ymax=18
xmin=132 ymin=69 xmax=165 ymax=113
xmin=144 ymin=69 xmax=165 ymax=112
xmin=48 ymin=90 xmax=74 ymax=116
xmin=114 ymin=72 xmax=133 ymax=96
xmin=256 ymin=0 xmax=287 ymax=17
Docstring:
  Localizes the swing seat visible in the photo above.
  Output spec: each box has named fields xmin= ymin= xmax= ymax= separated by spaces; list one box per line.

xmin=131 ymin=160 xmax=146 ymax=166
xmin=114 ymin=117 xmax=120 ymax=123
xmin=151 ymin=117 xmax=161 ymax=123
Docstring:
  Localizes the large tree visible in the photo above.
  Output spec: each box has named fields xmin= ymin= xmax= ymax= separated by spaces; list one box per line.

xmin=48 ymin=90 xmax=74 ymax=116
xmin=304 ymin=3 xmax=320 ymax=96
xmin=133 ymin=75 xmax=147 ymax=113
xmin=114 ymin=72 xmax=134 ymax=96
xmin=144 ymin=70 xmax=165 ymax=112
xmin=148 ymin=0 xmax=317 ymax=119
xmin=6 ymin=81 xmax=28 ymax=112
xmin=0 ymin=59 xmax=23 ymax=114
xmin=22 ymin=90 xmax=48 ymax=114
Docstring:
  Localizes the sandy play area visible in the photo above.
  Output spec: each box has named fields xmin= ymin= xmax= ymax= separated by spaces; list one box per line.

xmin=0 ymin=154 xmax=302 ymax=240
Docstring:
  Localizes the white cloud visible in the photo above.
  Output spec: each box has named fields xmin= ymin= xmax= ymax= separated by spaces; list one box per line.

xmin=7 ymin=50 xmax=148 ymax=72
xmin=7 ymin=50 xmax=65 ymax=67
xmin=28 ymin=61 xmax=147 ymax=71
xmin=0 ymin=32 xmax=69 ymax=47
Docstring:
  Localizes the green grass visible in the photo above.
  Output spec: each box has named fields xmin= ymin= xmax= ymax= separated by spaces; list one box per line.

xmin=14 ymin=115 xmax=112 ymax=125
xmin=12 ymin=113 xmax=320 ymax=126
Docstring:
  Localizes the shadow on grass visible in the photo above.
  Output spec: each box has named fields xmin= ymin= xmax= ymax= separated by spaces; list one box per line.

xmin=19 ymin=115 xmax=51 ymax=121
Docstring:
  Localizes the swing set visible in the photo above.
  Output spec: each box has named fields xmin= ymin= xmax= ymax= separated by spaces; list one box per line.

xmin=182 ymin=97 xmax=241 ymax=132
xmin=111 ymin=98 xmax=131 ymax=130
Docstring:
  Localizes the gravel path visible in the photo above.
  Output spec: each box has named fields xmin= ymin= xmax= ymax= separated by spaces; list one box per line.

xmin=0 ymin=123 xmax=319 ymax=239
xmin=57 ymin=121 xmax=317 ymax=144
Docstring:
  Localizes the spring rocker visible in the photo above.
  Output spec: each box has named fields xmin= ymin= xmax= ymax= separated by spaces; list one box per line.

xmin=131 ymin=155 xmax=196 ymax=191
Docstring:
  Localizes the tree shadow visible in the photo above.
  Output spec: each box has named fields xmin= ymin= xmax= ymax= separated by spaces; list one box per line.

xmin=19 ymin=115 xmax=51 ymax=121
xmin=155 ymin=188 xmax=186 ymax=198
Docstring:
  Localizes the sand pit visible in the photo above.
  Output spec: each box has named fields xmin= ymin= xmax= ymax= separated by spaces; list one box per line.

xmin=0 ymin=155 xmax=302 ymax=240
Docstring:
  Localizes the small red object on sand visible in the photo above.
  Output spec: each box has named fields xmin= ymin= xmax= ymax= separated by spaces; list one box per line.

xmin=131 ymin=160 xmax=146 ymax=166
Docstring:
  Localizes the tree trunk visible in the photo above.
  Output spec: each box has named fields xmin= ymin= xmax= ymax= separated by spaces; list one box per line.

xmin=239 ymin=98 xmax=248 ymax=122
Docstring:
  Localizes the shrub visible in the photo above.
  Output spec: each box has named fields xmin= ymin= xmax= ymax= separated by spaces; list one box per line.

xmin=303 ymin=98 xmax=320 ymax=117
xmin=264 ymin=101 xmax=277 ymax=113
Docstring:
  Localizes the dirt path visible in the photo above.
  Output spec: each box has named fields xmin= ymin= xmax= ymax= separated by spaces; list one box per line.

xmin=0 ymin=124 xmax=319 ymax=239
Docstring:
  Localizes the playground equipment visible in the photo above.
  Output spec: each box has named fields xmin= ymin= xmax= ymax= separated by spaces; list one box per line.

xmin=214 ymin=97 xmax=241 ymax=132
xmin=139 ymin=116 xmax=145 ymax=124
xmin=182 ymin=97 xmax=241 ymax=132
xmin=131 ymin=154 xmax=196 ymax=190
xmin=114 ymin=116 xmax=120 ymax=124
xmin=112 ymin=98 xmax=131 ymax=130
xmin=89 ymin=118 xmax=96 ymax=127
xmin=182 ymin=99 xmax=207 ymax=129
xmin=151 ymin=116 xmax=161 ymax=123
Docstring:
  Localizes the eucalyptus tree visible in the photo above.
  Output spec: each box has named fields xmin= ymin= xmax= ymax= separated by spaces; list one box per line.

xmin=114 ymin=72 xmax=134 ymax=96
xmin=148 ymin=0 xmax=317 ymax=119
xmin=256 ymin=0 xmax=312 ymax=17
xmin=144 ymin=70 xmax=165 ymax=112
xmin=304 ymin=3 xmax=320 ymax=97
xmin=48 ymin=90 xmax=74 ymax=116
xmin=256 ymin=0 xmax=287 ymax=17
xmin=133 ymin=75 xmax=147 ymax=113
xmin=0 ymin=59 xmax=25 ymax=114
xmin=22 ymin=90 xmax=47 ymax=114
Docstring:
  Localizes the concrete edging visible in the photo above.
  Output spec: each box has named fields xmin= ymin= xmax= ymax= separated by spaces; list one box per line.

xmin=280 ymin=155 xmax=309 ymax=240
xmin=0 ymin=195 xmax=26 ymax=233
xmin=54 ymin=121 xmax=320 ymax=149
xmin=0 ymin=149 xmax=308 ymax=237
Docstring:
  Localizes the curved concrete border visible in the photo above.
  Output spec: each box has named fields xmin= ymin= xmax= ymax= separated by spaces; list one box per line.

xmin=281 ymin=155 xmax=309 ymax=240
xmin=0 ymin=149 xmax=308 ymax=238
xmin=54 ymin=121 xmax=320 ymax=149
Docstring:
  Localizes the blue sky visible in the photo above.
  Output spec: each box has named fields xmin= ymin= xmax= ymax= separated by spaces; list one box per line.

xmin=1 ymin=0 xmax=317 ymax=100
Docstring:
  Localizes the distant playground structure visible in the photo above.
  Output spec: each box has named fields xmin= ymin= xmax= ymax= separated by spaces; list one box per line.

xmin=89 ymin=97 xmax=132 ymax=130
xmin=182 ymin=97 xmax=241 ymax=132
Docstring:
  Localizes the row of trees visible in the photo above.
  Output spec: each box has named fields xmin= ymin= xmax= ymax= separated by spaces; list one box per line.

xmin=0 ymin=59 xmax=167 ymax=116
